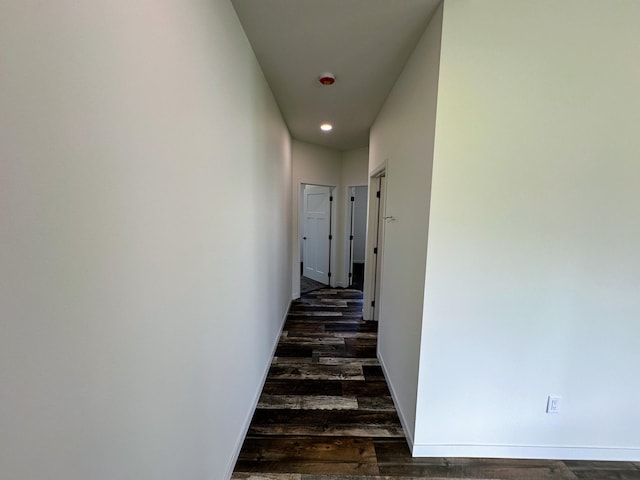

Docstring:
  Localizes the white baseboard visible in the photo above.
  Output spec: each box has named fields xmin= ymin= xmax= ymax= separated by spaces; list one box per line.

xmin=224 ymin=299 xmax=292 ymax=480
xmin=377 ymin=351 xmax=414 ymax=450
xmin=412 ymin=443 xmax=640 ymax=461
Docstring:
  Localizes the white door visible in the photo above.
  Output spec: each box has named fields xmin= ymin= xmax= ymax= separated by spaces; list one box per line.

xmin=303 ymin=185 xmax=331 ymax=284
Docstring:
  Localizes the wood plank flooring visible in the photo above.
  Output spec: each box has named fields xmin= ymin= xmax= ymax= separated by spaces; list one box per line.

xmin=232 ymin=288 xmax=640 ymax=480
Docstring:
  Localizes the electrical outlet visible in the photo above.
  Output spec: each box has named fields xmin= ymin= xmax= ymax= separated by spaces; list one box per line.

xmin=546 ymin=395 xmax=561 ymax=414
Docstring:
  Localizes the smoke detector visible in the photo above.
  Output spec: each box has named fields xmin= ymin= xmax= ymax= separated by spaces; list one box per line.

xmin=318 ymin=73 xmax=336 ymax=86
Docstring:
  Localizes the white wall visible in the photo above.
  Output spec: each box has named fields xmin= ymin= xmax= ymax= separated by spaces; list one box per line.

xmin=291 ymin=140 xmax=342 ymax=296
xmin=342 ymin=146 xmax=369 ymax=187
xmin=0 ymin=2 xmax=291 ymax=479
xmin=415 ymin=0 xmax=640 ymax=460
xmin=368 ymin=4 xmax=443 ymax=444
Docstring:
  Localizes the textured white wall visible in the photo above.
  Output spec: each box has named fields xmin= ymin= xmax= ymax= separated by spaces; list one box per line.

xmin=0 ymin=1 xmax=291 ymax=479
xmin=368 ymin=4 xmax=443 ymax=444
xmin=416 ymin=0 xmax=640 ymax=460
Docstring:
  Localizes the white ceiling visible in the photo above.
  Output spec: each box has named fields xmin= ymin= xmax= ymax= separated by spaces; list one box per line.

xmin=231 ymin=0 xmax=441 ymax=151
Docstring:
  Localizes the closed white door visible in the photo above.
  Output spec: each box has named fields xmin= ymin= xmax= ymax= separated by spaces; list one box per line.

xmin=303 ymin=186 xmax=331 ymax=284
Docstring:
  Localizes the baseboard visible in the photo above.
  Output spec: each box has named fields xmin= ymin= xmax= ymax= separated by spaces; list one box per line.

xmin=223 ymin=298 xmax=292 ymax=480
xmin=411 ymin=444 xmax=640 ymax=461
xmin=377 ymin=351 xmax=415 ymax=450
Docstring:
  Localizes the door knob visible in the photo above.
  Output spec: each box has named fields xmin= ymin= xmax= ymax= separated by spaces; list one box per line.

xmin=303 ymin=237 xmax=307 ymax=240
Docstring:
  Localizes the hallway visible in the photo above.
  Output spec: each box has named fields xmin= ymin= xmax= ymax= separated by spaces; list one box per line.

xmin=231 ymin=289 xmax=640 ymax=479
xmin=232 ymin=288 xmax=404 ymax=476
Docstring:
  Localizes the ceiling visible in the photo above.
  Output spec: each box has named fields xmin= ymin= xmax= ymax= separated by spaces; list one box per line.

xmin=231 ymin=0 xmax=441 ymax=151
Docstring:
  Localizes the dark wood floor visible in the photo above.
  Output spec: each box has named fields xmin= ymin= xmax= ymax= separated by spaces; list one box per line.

xmin=232 ymin=288 xmax=640 ymax=480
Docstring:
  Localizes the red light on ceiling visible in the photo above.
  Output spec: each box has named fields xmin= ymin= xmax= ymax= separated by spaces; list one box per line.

xmin=319 ymin=73 xmax=336 ymax=86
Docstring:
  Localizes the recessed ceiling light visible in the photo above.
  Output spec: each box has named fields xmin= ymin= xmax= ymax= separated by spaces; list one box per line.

xmin=320 ymin=123 xmax=333 ymax=131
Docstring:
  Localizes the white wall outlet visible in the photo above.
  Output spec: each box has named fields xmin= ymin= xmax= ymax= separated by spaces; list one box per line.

xmin=546 ymin=395 xmax=561 ymax=414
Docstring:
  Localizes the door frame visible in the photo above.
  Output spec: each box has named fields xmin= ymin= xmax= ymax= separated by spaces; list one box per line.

xmin=344 ymin=184 xmax=368 ymax=289
xmin=295 ymin=182 xmax=336 ymax=297
xmin=363 ymin=164 xmax=387 ymax=321
xmin=302 ymin=185 xmax=332 ymax=284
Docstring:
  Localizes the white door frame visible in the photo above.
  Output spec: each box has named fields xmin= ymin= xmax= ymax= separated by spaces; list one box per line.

xmin=344 ymin=184 xmax=368 ymax=289
xmin=363 ymin=165 xmax=387 ymax=321
xmin=296 ymin=182 xmax=336 ymax=296
xmin=302 ymin=185 xmax=332 ymax=284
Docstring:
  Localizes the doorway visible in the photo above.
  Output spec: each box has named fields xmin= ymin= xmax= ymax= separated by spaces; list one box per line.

xmin=300 ymin=184 xmax=334 ymax=294
xmin=364 ymin=169 xmax=386 ymax=321
xmin=346 ymin=186 xmax=368 ymax=291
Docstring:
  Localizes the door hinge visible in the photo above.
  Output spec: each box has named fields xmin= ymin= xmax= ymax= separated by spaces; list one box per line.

xmin=330 ymin=196 xmax=333 ymax=202
xmin=371 ymin=301 xmax=375 ymax=307
xmin=348 ymin=273 xmax=352 ymax=278
xmin=373 ymin=247 xmax=378 ymax=254
xmin=350 ymin=235 xmax=354 ymax=240
xmin=351 ymin=196 xmax=355 ymax=202
xmin=376 ymin=191 xmax=381 ymax=198
xmin=328 ymin=272 xmax=332 ymax=278
xmin=328 ymin=234 xmax=332 ymax=240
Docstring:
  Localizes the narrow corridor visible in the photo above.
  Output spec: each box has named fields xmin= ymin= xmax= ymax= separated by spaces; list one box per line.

xmin=233 ymin=288 xmax=405 ymax=476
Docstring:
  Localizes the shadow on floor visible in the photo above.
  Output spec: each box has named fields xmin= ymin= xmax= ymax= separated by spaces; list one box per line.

xmin=300 ymin=275 xmax=327 ymax=295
